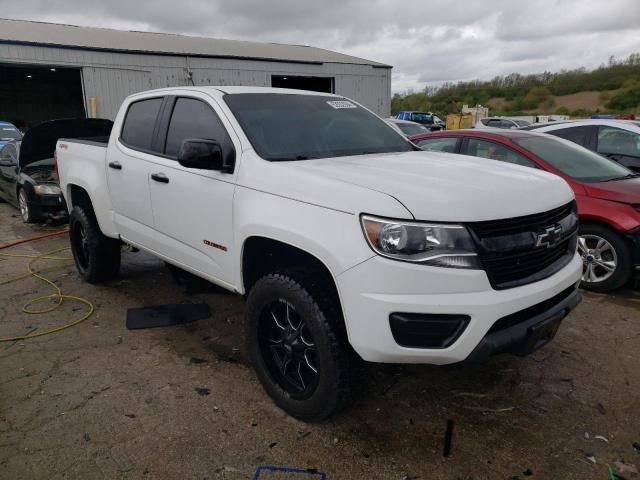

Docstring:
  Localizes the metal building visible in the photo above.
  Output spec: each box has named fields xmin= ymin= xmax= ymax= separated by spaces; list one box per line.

xmin=0 ymin=18 xmax=392 ymax=128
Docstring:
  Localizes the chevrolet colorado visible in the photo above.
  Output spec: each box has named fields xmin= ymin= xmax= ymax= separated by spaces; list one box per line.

xmin=56 ymin=87 xmax=582 ymax=421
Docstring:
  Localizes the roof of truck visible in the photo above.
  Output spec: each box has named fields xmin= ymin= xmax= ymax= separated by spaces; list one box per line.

xmin=126 ymin=86 xmax=344 ymax=100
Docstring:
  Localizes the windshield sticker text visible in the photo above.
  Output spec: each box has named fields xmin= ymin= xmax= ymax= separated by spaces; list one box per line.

xmin=327 ymin=100 xmax=357 ymax=109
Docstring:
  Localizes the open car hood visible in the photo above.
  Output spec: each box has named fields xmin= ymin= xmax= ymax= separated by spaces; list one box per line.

xmin=19 ymin=118 xmax=113 ymax=168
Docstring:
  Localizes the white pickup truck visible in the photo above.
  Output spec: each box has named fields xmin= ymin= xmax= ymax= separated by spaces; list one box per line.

xmin=57 ymin=86 xmax=582 ymax=421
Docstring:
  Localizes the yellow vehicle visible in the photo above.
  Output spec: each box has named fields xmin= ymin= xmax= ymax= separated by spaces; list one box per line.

xmin=446 ymin=113 xmax=474 ymax=130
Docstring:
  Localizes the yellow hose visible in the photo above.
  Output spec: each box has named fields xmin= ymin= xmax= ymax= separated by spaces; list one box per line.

xmin=0 ymin=247 xmax=95 ymax=342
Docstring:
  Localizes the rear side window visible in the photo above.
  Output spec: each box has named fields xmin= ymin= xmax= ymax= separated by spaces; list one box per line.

xmin=164 ymin=98 xmax=230 ymax=158
xmin=121 ymin=98 xmax=163 ymax=151
xmin=416 ymin=137 xmax=458 ymax=153
xmin=467 ymin=138 xmax=537 ymax=168
xmin=552 ymin=126 xmax=589 ymax=147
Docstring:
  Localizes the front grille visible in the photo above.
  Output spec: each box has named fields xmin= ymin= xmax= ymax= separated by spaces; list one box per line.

xmin=470 ymin=202 xmax=574 ymax=237
xmin=467 ymin=202 xmax=578 ymax=290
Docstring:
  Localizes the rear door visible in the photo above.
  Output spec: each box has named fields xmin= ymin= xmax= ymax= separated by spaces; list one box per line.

xmin=107 ymin=96 xmax=165 ymax=248
xmin=147 ymin=93 xmax=238 ymax=286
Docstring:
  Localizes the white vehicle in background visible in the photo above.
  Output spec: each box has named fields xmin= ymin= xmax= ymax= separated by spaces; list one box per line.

xmin=523 ymin=119 xmax=640 ymax=172
xmin=385 ymin=118 xmax=429 ymax=137
xmin=476 ymin=117 xmax=532 ymax=129
xmin=56 ymin=86 xmax=582 ymax=421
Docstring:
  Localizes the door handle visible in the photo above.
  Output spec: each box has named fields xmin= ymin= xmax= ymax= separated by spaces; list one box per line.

xmin=151 ymin=173 xmax=169 ymax=184
xmin=108 ymin=161 xmax=122 ymax=170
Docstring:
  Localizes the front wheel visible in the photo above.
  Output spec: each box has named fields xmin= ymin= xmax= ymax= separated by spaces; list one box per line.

xmin=18 ymin=188 xmax=39 ymax=223
xmin=578 ymin=223 xmax=632 ymax=292
xmin=69 ymin=205 xmax=121 ymax=283
xmin=245 ymin=273 xmax=354 ymax=422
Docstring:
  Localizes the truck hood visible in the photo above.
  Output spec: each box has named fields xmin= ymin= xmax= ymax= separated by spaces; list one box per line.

xmin=584 ymin=177 xmax=640 ymax=205
xmin=286 ymin=151 xmax=574 ymax=222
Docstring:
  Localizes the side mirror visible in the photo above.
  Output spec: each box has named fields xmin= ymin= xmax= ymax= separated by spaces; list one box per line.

xmin=177 ymin=139 xmax=234 ymax=172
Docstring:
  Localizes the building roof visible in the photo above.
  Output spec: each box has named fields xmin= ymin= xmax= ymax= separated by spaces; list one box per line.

xmin=0 ymin=18 xmax=390 ymax=68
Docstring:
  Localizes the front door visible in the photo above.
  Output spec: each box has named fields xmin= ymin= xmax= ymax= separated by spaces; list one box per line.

xmin=0 ymin=143 xmax=19 ymax=204
xmin=147 ymin=94 xmax=237 ymax=287
xmin=596 ymin=125 xmax=640 ymax=172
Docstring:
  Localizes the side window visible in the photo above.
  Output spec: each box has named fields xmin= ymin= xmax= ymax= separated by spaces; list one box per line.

xmin=0 ymin=143 xmax=17 ymax=164
xmin=487 ymin=119 xmax=502 ymax=128
xmin=120 ymin=98 xmax=163 ymax=151
xmin=552 ymin=126 xmax=589 ymax=147
xmin=466 ymin=138 xmax=537 ymax=168
xmin=164 ymin=98 xmax=230 ymax=158
xmin=597 ymin=126 xmax=640 ymax=157
xmin=500 ymin=120 xmax=515 ymax=129
xmin=416 ymin=137 xmax=458 ymax=153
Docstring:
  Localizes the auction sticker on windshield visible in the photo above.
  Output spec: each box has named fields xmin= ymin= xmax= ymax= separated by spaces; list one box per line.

xmin=326 ymin=100 xmax=357 ymax=109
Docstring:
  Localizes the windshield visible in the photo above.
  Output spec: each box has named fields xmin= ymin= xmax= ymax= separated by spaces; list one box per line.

xmin=224 ymin=94 xmax=414 ymax=161
xmin=0 ymin=125 xmax=22 ymax=140
xmin=410 ymin=112 xmax=433 ymax=123
xmin=514 ymin=120 xmax=531 ymax=127
xmin=514 ymin=136 xmax=633 ymax=182
xmin=398 ymin=123 xmax=429 ymax=136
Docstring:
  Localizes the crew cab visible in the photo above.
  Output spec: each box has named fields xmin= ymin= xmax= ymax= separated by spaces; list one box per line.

xmin=56 ymin=87 xmax=582 ymax=421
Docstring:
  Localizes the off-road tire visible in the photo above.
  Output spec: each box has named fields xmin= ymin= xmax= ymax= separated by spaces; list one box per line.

xmin=245 ymin=272 xmax=355 ymax=422
xmin=69 ymin=205 xmax=121 ymax=283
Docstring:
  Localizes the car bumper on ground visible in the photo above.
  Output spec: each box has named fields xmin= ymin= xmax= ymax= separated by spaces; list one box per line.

xmin=337 ymin=253 xmax=583 ymax=364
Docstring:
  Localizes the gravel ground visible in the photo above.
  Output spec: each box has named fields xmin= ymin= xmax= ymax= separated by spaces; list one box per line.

xmin=1 ymin=203 xmax=639 ymax=480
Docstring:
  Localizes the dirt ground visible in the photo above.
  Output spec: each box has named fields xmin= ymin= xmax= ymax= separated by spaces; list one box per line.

xmin=1 ymin=203 xmax=639 ymax=480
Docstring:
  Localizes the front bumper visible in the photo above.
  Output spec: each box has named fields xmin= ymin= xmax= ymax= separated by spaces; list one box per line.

xmin=337 ymin=253 xmax=583 ymax=364
xmin=29 ymin=194 xmax=68 ymax=221
xmin=625 ymin=227 xmax=640 ymax=273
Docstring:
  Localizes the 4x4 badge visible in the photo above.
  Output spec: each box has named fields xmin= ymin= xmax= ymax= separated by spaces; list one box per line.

xmin=535 ymin=225 xmax=564 ymax=248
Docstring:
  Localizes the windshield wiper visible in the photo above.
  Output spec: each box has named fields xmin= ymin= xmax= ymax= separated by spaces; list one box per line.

xmin=268 ymin=155 xmax=318 ymax=161
xmin=601 ymin=173 xmax=640 ymax=182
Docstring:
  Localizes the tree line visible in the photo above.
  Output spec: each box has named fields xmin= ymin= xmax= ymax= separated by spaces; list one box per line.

xmin=391 ymin=53 xmax=640 ymax=117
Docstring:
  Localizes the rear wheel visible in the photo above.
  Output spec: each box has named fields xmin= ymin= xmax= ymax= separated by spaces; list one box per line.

xmin=245 ymin=273 xmax=354 ymax=422
xmin=578 ymin=223 xmax=632 ymax=292
xmin=69 ymin=205 xmax=121 ymax=283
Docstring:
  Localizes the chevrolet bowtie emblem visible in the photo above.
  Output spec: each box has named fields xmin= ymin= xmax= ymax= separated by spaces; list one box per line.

xmin=535 ymin=224 xmax=564 ymax=248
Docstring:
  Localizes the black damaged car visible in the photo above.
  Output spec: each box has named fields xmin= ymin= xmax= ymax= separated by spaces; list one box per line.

xmin=0 ymin=118 xmax=112 ymax=223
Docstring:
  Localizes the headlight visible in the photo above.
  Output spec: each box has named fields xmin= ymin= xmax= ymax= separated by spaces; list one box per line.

xmin=34 ymin=184 xmax=61 ymax=195
xmin=361 ymin=215 xmax=480 ymax=269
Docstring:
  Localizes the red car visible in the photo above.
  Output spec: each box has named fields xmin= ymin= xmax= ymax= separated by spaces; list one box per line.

xmin=409 ymin=129 xmax=640 ymax=292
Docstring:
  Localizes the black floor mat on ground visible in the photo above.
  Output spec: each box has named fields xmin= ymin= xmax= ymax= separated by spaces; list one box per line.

xmin=126 ymin=303 xmax=211 ymax=329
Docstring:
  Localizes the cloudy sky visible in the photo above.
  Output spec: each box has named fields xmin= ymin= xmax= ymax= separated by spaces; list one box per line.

xmin=1 ymin=0 xmax=639 ymax=93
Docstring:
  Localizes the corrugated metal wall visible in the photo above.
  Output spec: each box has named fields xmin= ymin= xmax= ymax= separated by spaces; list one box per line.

xmin=0 ymin=43 xmax=391 ymax=119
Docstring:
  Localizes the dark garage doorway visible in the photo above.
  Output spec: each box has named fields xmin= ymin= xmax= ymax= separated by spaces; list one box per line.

xmin=0 ymin=64 xmax=85 ymax=130
xmin=271 ymin=75 xmax=335 ymax=93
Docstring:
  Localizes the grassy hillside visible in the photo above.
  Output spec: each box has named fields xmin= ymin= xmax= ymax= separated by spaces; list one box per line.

xmin=391 ymin=53 xmax=640 ymax=118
